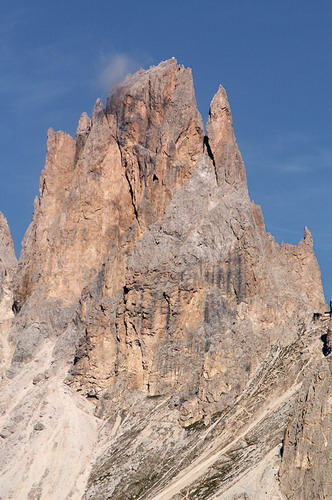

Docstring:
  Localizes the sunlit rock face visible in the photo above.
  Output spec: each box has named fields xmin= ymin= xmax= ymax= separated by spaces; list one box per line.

xmin=0 ymin=59 xmax=328 ymax=500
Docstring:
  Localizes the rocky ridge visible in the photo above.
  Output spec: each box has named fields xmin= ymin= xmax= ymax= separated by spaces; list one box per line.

xmin=0 ymin=58 xmax=330 ymax=499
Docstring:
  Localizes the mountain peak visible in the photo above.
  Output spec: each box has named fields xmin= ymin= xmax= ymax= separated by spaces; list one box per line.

xmin=0 ymin=59 xmax=327 ymax=500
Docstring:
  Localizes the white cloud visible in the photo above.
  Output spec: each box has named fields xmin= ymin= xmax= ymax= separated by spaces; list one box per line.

xmin=277 ymin=161 xmax=309 ymax=174
xmin=99 ymin=53 xmax=142 ymax=90
xmin=244 ymin=133 xmax=332 ymax=177
xmin=266 ymin=224 xmax=302 ymax=236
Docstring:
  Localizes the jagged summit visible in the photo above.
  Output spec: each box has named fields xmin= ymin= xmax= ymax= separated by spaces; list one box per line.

xmin=0 ymin=213 xmax=16 ymax=269
xmin=0 ymin=60 xmax=328 ymax=500
xmin=107 ymin=57 xmax=180 ymax=93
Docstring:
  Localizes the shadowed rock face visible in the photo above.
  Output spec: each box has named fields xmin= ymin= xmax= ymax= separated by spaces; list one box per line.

xmin=0 ymin=59 xmax=328 ymax=499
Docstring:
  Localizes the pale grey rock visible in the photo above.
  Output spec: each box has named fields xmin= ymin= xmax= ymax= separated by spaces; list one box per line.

xmin=33 ymin=422 xmax=45 ymax=431
xmin=279 ymin=355 xmax=332 ymax=500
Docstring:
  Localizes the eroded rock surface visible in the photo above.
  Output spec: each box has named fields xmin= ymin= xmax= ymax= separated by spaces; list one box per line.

xmin=0 ymin=59 xmax=328 ymax=499
xmin=279 ymin=356 xmax=332 ymax=500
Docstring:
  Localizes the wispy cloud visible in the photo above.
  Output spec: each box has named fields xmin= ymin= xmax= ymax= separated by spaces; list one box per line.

xmin=244 ymin=132 xmax=332 ymax=176
xmin=98 ymin=53 xmax=144 ymax=90
xmin=276 ymin=161 xmax=309 ymax=174
xmin=266 ymin=224 xmax=303 ymax=236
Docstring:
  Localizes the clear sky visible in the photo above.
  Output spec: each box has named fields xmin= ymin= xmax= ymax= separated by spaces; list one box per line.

xmin=1 ymin=0 xmax=331 ymax=300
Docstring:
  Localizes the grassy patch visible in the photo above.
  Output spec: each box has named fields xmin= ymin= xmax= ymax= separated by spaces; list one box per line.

xmin=189 ymin=465 xmax=233 ymax=498
xmin=184 ymin=419 xmax=206 ymax=431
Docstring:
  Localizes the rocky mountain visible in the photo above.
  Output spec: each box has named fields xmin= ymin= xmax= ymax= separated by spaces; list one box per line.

xmin=0 ymin=58 xmax=330 ymax=499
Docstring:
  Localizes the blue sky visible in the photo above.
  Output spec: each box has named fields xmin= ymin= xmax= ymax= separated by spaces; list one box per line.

xmin=1 ymin=0 xmax=331 ymax=299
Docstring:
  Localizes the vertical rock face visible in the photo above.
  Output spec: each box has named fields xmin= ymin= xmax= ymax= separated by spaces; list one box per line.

xmin=0 ymin=213 xmax=16 ymax=309
xmin=0 ymin=213 xmax=16 ymax=272
xmin=106 ymin=59 xmax=204 ymax=229
xmin=15 ymin=59 xmax=203 ymax=310
xmin=0 ymin=59 xmax=328 ymax=499
xmin=0 ymin=213 xmax=16 ymax=367
xmin=279 ymin=357 xmax=332 ymax=500
xmin=206 ymin=85 xmax=246 ymax=186
xmin=0 ymin=214 xmax=16 ymax=311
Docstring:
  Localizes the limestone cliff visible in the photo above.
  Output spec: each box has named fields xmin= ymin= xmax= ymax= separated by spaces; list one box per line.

xmin=0 ymin=59 xmax=329 ymax=500
xmin=279 ymin=355 xmax=332 ymax=499
xmin=0 ymin=213 xmax=16 ymax=369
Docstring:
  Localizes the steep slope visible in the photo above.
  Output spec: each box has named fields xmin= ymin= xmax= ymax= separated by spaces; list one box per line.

xmin=279 ymin=352 xmax=332 ymax=500
xmin=0 ymin=59 xmax=328 ymax=499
